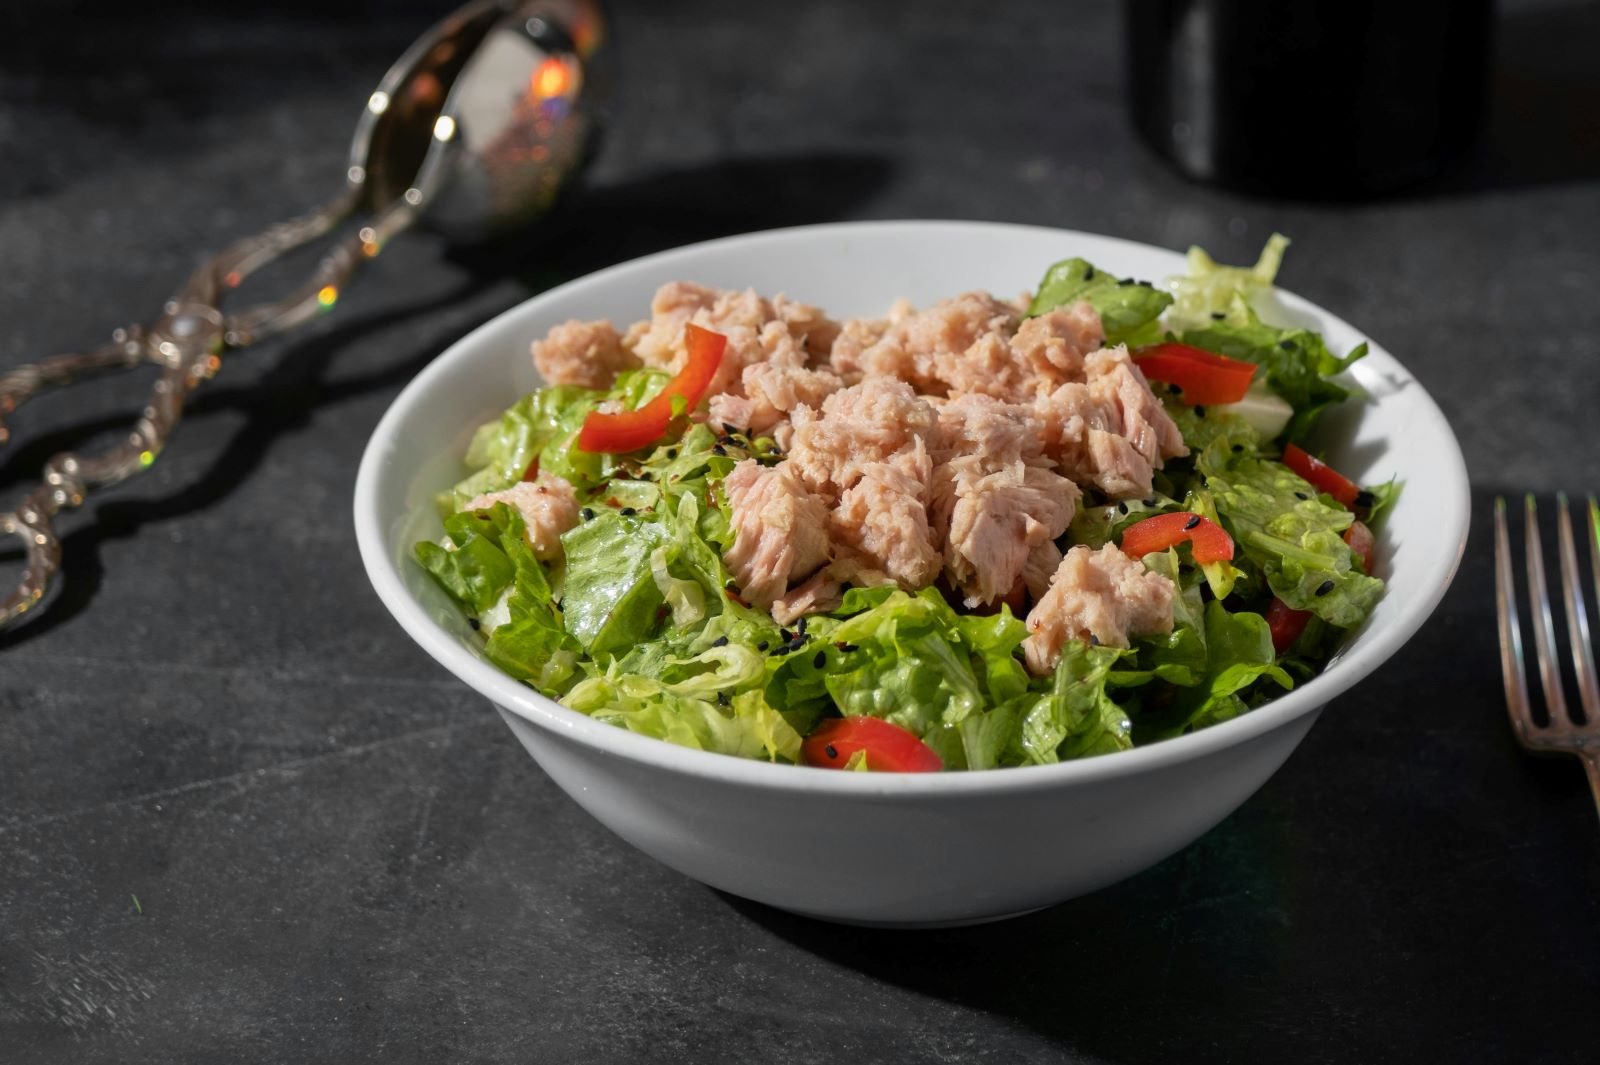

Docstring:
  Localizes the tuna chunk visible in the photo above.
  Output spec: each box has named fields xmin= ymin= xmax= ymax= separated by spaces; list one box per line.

xmin=465 ymin=474 xmax=579 ymax=562
xmin=531 ymin=319 xmax=639 ymax=390
xmin=928 ymin=393 xmax=1080 ymax=605
xmin=771 ymin=570 xmax=843 ymax=626
xmin=1086 ymin=347 xmax=1187 ymax=465
xmin=1021 ymin=540 xmax=1063 ymax=600
xmin=1034 ymin=346 xmax=1188 ymax=499
xmin=721 ymin=460 xmax=832 ymax=609
xmin=936 ymin=462 xmax=1080 ymax=607
xmin=787 ymin=377 xmax=937 ymax=494
xmin=623 ymin=282 xmax=836 ymax=400
xmin=1022 ymin=544 xmax=1176 ymax=674
xmin=774 ymin=294 xmax=842 ymax=358
xmin=830 ymin=462 xmax=941 ymax=590
xmin=1011 ymin=303 xmax=1103 ymax=385
xmin=708 ymin=359 xmax=844 ymax=435
xmin=854 ymin=291 xmax=1023 ymax=396
xmin=827 ymin=316 xmax=891 ymax=379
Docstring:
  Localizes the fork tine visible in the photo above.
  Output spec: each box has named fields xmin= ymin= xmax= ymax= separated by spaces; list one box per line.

xmin=1556 ymin=494 xmax=1600 ymax=722
xmin=1524 ymin=495 xmax=1571 ymax=725
xmin=1496 ymin=497 xmax=1536 ymax=739
xmin=1589 ymin=497 xmax=1600 ymax=658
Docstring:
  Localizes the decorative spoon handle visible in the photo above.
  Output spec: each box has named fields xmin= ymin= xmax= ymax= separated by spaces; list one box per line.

xmin=0 ymin=185 xmax=423 ymax=628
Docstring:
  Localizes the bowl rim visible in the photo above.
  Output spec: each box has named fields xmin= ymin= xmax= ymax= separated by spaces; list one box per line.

xmin=353 ymin=219 xmax=1470 ymax=797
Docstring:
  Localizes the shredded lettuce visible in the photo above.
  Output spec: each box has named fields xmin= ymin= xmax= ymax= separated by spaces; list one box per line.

xmin=1165 ymin=232 xmax=1290 ymax=331
xmin=563 ymin=670 xmax=801 ymax=762
xmin=1017 ymin=641 xmax=1134 ymax=764
xmin=1201 ymin=450 xmax=1384 ymax=628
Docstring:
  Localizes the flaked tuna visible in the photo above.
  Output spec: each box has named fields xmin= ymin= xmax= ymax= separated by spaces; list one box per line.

xmin=708 ymin=359 xmax=844 ymax=435
xmin=531 ymin=319 xmax=639 ymax=390
xmin=623 ymin=282 xmax=837 ymax=400
xmin=830 ymin=462 xmax=941 ymax=590
xmin=1022 ymin=544 xmax=1176 ymax=674
xmin=930 ymin=394 xmax=1080 ymax=606
xmin=787 ymin=377 xmax=937 ymax=494
xmin=1034 ymin=345 xmax=1188 ymax=499
xmin=721 ymin=459 xmax=832 ymax=609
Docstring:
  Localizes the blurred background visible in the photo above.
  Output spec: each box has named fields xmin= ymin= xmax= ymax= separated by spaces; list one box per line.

xmin=3 ymin=0 xmax=1598 ymax=487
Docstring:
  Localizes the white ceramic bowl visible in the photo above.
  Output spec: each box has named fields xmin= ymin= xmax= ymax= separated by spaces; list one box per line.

xmin=354 ymin=221 xmax=1469 ymax=926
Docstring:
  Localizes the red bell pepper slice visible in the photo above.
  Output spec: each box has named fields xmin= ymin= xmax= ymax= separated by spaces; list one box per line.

xmin=1344 ymin=518 xmax=1374 ymax=573
xmin=1266 ymin=597 xmax=1312 ymax=654
xmin=577 ymin=323 xmax=727 ymax=454
xmin=1132 ymin=343 xmax=1258 ymax=405
xmin=1120 ymin=511 xmax=1236 ymax=564
xmin=802 ymin=716 xmax=943 ymax=773
xmin=1282 ymin=444 xmax=1360 ymax=507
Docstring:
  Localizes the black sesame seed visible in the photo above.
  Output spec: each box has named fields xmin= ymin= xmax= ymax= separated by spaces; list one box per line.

xmin=1170 ymin=385 xmax=1183 ymax=396
xmin=835 ymin=641 xmax=858 ymax=652
xmin=1143 ymin=498 xmax=1155 ymax=507
xmin=1084 ymin=265 xmax=1096 ymax=280
xmin=581 ymin=507 xmax=595 ymax=521
xmin=620 ymin=507 xmax=637 ymax=516
xmin=796 ymin=617 xmax=808 ymax=634
xmin=1194 ymin=405 xmax=1207 ymax=417
xmin=712 ymin=445 xmax=727 ymax=456
xmin=1316 ymin=579 xmax=1336 ymax=596
xmin=1355 ymin=489 xmax=1376 ymax=507
xmin=1279 ymin=339 xmax=1295 ymax=351
xmin=717 ymin=691 xmax=731 ymax=706
xmin=468 ymin=618 xmax=480 ymax=630
xmin=1183 ymin=514 xmax=1201 ymax=530
xmin=1118 ymin=502 xmax=1128 ymax=514
xmin=813 ymin=650 xmax=827 ymax=669
xmin=779 ymin=628 xmax=793 ymax=642
xmin=1211 ymin=311 xmax=1225 ymax=321
xmin=757 ymin=640 xmax=769 ymax=652
xmin=1089 ymin=634 xmax=1101 ymax=646
xmin=1232 ymin=444 xmax=1244 ymax=452
xmin=1295 ymin=492 xmax=1308 ymax=501
xmin=1117 ymin=277 xmax=1135 ymax=287
xmin=711 ymin=635 xmax=729 ymax=648
xmin=638 ymin=472 xmax=654 ymax=481
xmin=824 ymin=743 xmax=838 ymax=760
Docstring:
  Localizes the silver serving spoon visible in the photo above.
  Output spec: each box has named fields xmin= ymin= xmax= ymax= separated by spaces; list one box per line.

xmin=0 ymin=0 xmax=612 ymax=627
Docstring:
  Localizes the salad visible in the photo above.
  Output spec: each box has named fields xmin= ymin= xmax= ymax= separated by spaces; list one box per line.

xmin=416 ymin=236 xmax=1394 ymax=772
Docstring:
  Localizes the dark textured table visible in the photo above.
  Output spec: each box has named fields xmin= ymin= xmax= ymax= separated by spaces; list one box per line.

xmin=4 ymin=1 xmax=1599 ymax=1061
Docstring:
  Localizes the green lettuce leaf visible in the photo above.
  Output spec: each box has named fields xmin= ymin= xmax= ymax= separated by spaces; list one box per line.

xmin=762 ymin=589 xmax=1035 ymax=770
xmin=1134 ymin=601 xmax=1292 ymax=742
xmin=414 ymin=503 xmax=582 ymax=694
xmin=1204 ymin=454 xmax=1385 ymax=627
xmin=439 ymin=385 xmax=602 ymax=514
xmin=562 ymin=670 xmax=801 ymax=762
xmin=1017 ymin=642 xmax=1135 ymax=764
xmin=1165 ymin=233 xmax=1289 ymax=331
xmin=414 ymin=507 xmax=519 ymax=614
xmin=559 ymin=510 xmax=670 ymax=655
xmin=1026 ymin=257 xmax=1173 ymax=346
xmin=1179 ymin=300 xmax=1367 ymax=443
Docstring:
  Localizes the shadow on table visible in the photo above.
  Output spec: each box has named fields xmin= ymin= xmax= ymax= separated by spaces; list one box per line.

xmin=721 ymin=488 xmax=1600 ymax=1060
xmin=0 ymin=150 xmax=893 ymax=649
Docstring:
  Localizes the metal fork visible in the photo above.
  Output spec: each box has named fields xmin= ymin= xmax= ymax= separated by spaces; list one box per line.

xmin=1494 ymin=494 xmax=1600 ymax=820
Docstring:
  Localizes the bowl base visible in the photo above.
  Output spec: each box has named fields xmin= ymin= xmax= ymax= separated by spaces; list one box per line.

xmin=769 ymin=903 xmax=1053 ymax=929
